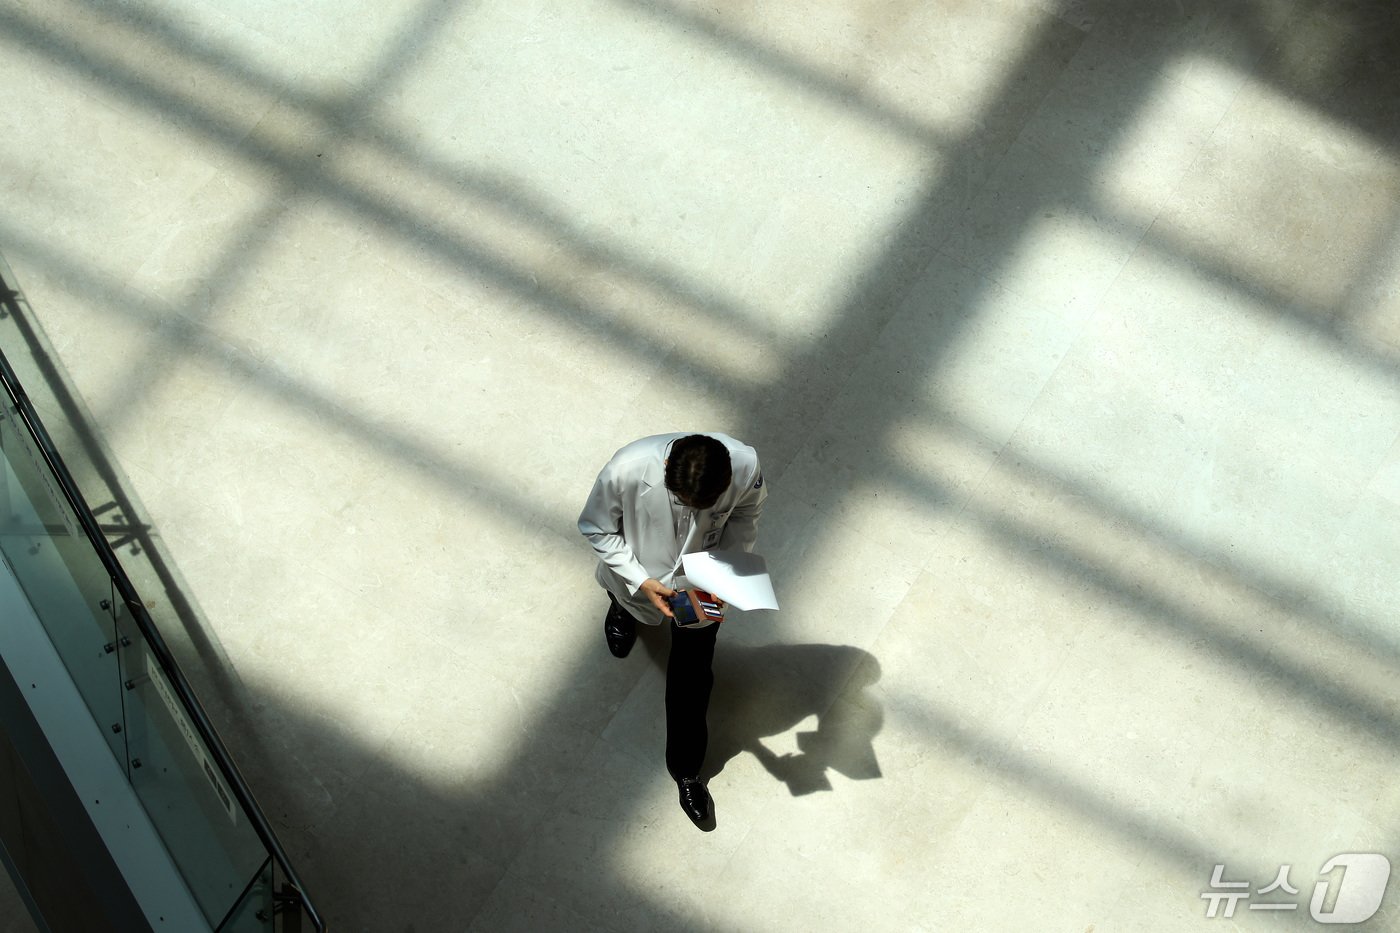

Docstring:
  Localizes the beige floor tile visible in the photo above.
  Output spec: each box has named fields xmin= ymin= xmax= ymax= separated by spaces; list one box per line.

xmin=939 ymin=129 xmax=1153 ymax=316
xmin=1152 ymin=77 xmax=1400 ymax=323
xmin=873 ymin=539 xmax=1087 ymax=742
xmin=903 ymin=779 xmax=1149 ymax=932
xmin=490 ymin=738 xmax=755 ymax=933
xmin=1324 ymin=485 xmax=1400 ymax=635
xmin=1018 ymin=19 xmax=1242 ymax=218
xmin=468 ymin=872 xmax=631 ymax=933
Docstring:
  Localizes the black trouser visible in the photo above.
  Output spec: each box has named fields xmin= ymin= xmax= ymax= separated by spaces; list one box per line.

xmin=665 ymin=619 xmax=719 ymax=780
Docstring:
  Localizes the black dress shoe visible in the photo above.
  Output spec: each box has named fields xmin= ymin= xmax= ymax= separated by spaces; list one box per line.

xmin=676 ymin=777 xmax=715 ymax=830
xmin=604 ymin=597 xmax=636 ymax=658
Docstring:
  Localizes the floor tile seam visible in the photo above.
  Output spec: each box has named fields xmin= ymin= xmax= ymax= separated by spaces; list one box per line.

xmin=117 ymin=513 xmax=391 ymax=684
xmin=82 ymin=340 xmax=247 ymax=459
xmin=909 ymin=432 xmax=1014 ymax=572
xmin=1332 ymin=204 xmax=1400 ymax=335
xmin=482 ymin=730 xmax=617 ymax=900
xmin=16 ymin=155 xmax=226 ymax=290
xmin=97 ymin=496 xmax=272 ymax=685
xmin=1225 ymin=459 xmax=1396 ymax=623
xmin=162 ymin=410 xmax=402 ymax=503
xmin=1118 ymin=581 xmax=1400 ymax=773
xmin=915 ymin=234 xmax=1094 ymax=358
xmin=1321 ymin=449 xmax=1400 ymax=560
xmin=256 ymin=119 xmax=806 ymax=369
xmin=98 ymin=416 xmax=248 ymax=500
xmin=1105 ymin=220 xmax=1400 ymax=402
xmin=387 ymin=624 xmax=632 ymax=750
xmin=966 ymin=28 xmax=1250 ymax=261
xmin=928 ymin=170 xmax=1147 ymax=335
xmin=786 ymin=244 xmax=1008 ymax=554
xmin=914 ymin=254 xmax=1109 ymax=564
xmin=87 ymin=0 xmax=371 ymax=125
xmin=1096 ymin=2 xmax=1292 ymax=76
xmin=340 ymin=164 xmax=794 ymax=349
xmin=125 ymin=172 xmax=320 ymax=307
xmin=485 ymin=727 xmax=667 ymax=888
xmin=804 ymin=285 xmax=941 ymax=439
xmin=1136 ymin=73 xmax=1271 ymax=233
xmin=1044 ymin=0 xmax=1099 ymax=37
xmin=16 ymin=404 xmax=227 ymax=589
xmin=1158 ymin=48 xmax=1247 ymax=186
xmin=703 ymin=820 xmax=760 ymax=917
xmin=981 ymin=8 xmax=1101 ymax=161
xmin=1361 ymin=426 xmax=1400 ymax=503
xmin=1136 ymin=31 xmax=1260 ymax=112
xmin=1364 ymin=783 xmax=1400 ymax=841
xmin=13 ymin=260 xmax=326 ymax=474
xmin=1142 ymin=765 xmax=1393 ymax=883
xmin=478 ymin=657 xmax=644 ymax=761
xmin=993 ymin=619 xmax=1087 ymax=742
xmin=1195 ymin=75 xmax=1391 ymax=193
xmin=1000 ymin=186 xmax=1158 ymax=383
xmin=1185 ymin=704 xmax=1388 ymax=837
xmin=0 ymin=6 xmax=188 ymax=127
xmin=996 ymin=118 xmax=1118 ymax=210
xmin=875 ymin=693 xmax=1006 ymax=865
xmin=455 ymin=799 xmax=580 ymax=933
xmin=594 ymin=705 xmax=669 ymax=776
xmin=1073 ymin=67 xmax=1248 ymax=242
xmin=589 ymin=719 xmax=773 ymax=867
xmin=292 ymin=727 xmax=414 ymax=860
xmin=4 ymin=244 xmax=186 ymax=383
xmin=878 ymin=623 xmax=1077 ymax=749
xmin=777 ymin=473 xmax=929 ymax=588
xmin=258 ymin=563 xmax=409 ymax=652
xmin=1012 ymin=46 xmax=1243 ymax=179
xmin=1004 ymin=515 xmax=1395 ymax=733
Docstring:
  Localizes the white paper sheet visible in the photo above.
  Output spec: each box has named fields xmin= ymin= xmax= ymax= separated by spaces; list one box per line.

xmin=680 ymin=549 xmax=779 ymax=611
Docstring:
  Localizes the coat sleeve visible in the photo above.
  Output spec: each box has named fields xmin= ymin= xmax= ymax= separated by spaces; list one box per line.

xmin=718 ymin=459 xmax=767 ymax=553
xmin=578 ymin=458 xmax=650 ymax=594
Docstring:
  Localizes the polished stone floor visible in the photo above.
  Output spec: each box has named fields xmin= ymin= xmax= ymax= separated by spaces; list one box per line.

xmin=2 ymin=0 xmax=1399 ymax=930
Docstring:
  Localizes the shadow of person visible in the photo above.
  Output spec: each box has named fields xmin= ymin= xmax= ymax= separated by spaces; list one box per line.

xmin=706 ymin=642 xmax=883 ymax=796
xmin=638 ymin=624 xmax=879 ymax=790
xmin=636 ymin=626 xmax=883 ymax=796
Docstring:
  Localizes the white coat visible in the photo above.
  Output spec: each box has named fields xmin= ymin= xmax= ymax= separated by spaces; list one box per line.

xmin=578 ymin=433 xmax=767 ymax=628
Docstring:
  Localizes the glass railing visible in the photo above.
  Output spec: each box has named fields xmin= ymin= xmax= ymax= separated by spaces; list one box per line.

xmin=0 ymin=257 xmax=323 ymax=932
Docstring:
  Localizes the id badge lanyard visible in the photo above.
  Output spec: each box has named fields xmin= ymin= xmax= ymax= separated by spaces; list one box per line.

xmin=667 ymin=491 xmax=694 ymax=587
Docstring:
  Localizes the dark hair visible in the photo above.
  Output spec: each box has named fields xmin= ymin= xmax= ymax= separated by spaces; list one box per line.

xmin=665 ymin=435 xmax=732 ymax=508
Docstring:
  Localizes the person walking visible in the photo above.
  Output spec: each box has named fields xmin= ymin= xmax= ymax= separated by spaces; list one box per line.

xmin=578 ymin=433 xmax=767 ymax=829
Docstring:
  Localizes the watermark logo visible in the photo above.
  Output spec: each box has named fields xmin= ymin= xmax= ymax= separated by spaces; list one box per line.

xmin=1203 ymin=855 xmax=1391 ymax=923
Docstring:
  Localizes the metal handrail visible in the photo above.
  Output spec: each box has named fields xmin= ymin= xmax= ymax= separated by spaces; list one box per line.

xmin=0 ymin=273 xmax=326 ymax=932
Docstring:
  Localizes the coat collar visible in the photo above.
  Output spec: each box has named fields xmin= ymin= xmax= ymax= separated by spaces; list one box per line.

xmin=639 ymin=449 xmax=666 ymax=494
